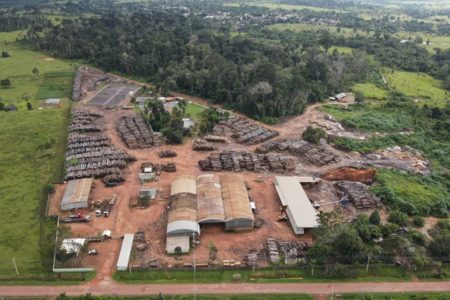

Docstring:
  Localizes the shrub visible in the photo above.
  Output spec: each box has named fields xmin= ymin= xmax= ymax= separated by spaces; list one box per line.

xmin=413 ymin=216 xmax=425 ymax=228
xmin=302 ymin=126 xmax=326 ymax=145
xmin=388 ymin=211 xmax=409 ymax=226
xmin=369 ymin=210 xmax=381 ymax=225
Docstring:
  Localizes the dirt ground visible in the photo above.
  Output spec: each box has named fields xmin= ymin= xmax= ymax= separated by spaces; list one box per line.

xmin=49 ymin=73 xmax=398 ymax=282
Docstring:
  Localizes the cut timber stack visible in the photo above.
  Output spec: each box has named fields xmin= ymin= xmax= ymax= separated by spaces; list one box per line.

xmin=335 ymin=181 xmax=381 ymax=209
xmin=116 ymin=115 xmax=162 ymax=149
xmin=193 ymin=139 xmax=216 ymax=151
xmin=256 ymin=136 xmax=340 ymax=166
xmin=65 ymin=110 xmax=135 ymax=181
xmin=215 ymin=116 xmax=279 ymax=145
xmin=198 ymin=151 xmax=296 ymax=173
xmin=204 ymin=135 xmax=228 ymax=143
xmin=73 ymin=67 xmax=110 ymax=101
xmin=158 ymin=150 xmax=177 ymax=158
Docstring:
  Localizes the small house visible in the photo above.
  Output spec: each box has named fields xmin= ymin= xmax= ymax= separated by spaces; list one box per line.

xmin=45 ymin=98 xmax=60 ymax=105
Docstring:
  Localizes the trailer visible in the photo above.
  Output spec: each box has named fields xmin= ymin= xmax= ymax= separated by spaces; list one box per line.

xmin=103 ymin=196 xmax=117 ymax=217
xmin=61 ymin=214 xmax=90 ymax=223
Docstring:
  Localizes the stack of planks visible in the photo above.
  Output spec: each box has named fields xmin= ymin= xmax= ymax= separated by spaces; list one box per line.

xmin=116 ymin=115 xmax=162 ymax=149
xmin=215 ymin=116 xmax=279 ymax=145
xmin=158 ymin=150 xmax=178 ymax=158
xmin=204 ymin=135 xmax=228 ymax=143
xmin=198 ymin=151 xmax=296 ymax=173
xmin=193 ymin=139 xmax=216 ymax=151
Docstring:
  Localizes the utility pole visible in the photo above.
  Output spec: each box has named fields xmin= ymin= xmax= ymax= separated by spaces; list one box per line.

xmin=12 ymin=257 xmax=19 ymax=275
xmin=192 ymin=232 xmax=197 ymax=300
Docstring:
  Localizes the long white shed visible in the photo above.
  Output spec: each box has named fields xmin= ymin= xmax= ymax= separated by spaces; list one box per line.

xmin=116 ymin=234 xmax=134 ymax=271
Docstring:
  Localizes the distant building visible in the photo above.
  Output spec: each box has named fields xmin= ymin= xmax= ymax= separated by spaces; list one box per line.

xmin=335 ymin=93 xmax=346 ymax=100
xmin=182 ymin=118 xmax=194 ymax=130
xmin=274 ymin=176 xmax=319 ymax=234
xmin=45 ymin=98 xmax=60 ymax=105
xmin=60 ymin=178 xmax=93 ymax=211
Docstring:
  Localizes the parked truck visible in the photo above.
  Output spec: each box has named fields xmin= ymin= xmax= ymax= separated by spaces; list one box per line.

xmin=103 ymin=196 xmax=116 ymax=217
xmin=61 ymin=214 xmax=90 ymax=223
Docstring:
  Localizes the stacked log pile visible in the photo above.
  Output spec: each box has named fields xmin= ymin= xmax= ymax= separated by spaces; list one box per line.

xmin=216 ymin=116 xmax=279 ymax=145
xmin=72 ymin=67 xmax=111 ymax=101
xmin=204 ymin=135 xmax=228 ymax=143
xmin=65 ymin=110 xmax=135 ymax=180
xmin=69 ymin=111 xmax=104 ymax=133
xmin=117 ymin=115 xmax=162 ymax=149
xmin=256 ymin=137 xmax=339 ymax=166
xmin=158 ymin=150 xmax=177 ymax=158
xmin=335 ymin=181 xmax=381 ymax=209
xmin=193 ymin=139 xmax=216 ymax=151
xmin=278 ymin=241 xmax=306 ymax=265
xmin=102 ymin=172 xmax=125 ymax=187
xmin=266 ymin=238 xmax=280 ymax=264
xmin=198 ymin=151 xmax=296 ymax=173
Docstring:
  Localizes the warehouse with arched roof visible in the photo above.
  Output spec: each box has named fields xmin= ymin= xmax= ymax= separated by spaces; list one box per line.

xmin=167 ymin=176 xmax=200 ymax=236
xmin=220 ymin=174 xmax=255 ymax=231
xmin=196 ymin=174 xmax=225 ymax=223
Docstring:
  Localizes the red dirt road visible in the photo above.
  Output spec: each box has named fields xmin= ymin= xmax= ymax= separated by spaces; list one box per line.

xmin=1 ymin=281 xmax=450 ymax=297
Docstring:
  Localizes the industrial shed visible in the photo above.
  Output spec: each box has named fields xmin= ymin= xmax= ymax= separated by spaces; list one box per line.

xmin=274 ymin=176 xmax=319 ymax=234
xmin=196 ymin=174 xmax=225 ymax=223
xmin=61 ymin=178 xmax=93 ymax=211
xmin=117 ymin=234 xmax=134 ymax=271
xmin=220 ymin=174 xmax=254 ymax=231
xmin=167 ymin=176 xmax=200 ymax=236
xmin=166 ymin=236 xmax=190 ymax=254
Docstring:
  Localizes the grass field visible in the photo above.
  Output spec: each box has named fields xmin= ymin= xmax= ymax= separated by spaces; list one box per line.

xmin=115 ymin=265 xmax=410 ymax=284
xmin=185 ymin=102 xmax=206 ymax=122
xmin=395 ymin=31 xmax=450 ymax=52
xmin=329 ymin=46 xmax=354 ymax=54
xmin=267 ymin=23 xmax=367 ymax=38
xmin=335 ymin=292 xmax=450 ymax=299
xmin=374 ymin=170 xmax=450 ymax=216
xmin=224 ymin=2 xmax=336 ymax=12
xmin=35 ymin=71 xmax=74 ymax=99
xmin=384 ymin=70 xmax=448 ymax=107
xmin=352 ymin=83 xmax=389 ymax=100
xmin=51 ymin=295 xmax=313 ymax=300
xmin=0 ymin=31 xmax=74 ymax=277
xmin=0 ymin=31 xmax=77 ymax=106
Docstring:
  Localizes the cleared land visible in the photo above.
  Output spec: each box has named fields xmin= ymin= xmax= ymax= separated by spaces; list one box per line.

xmin=35 ymin=71 xmax=74 ymax=99
xmin=88 ymin=83 xmax=140 ymax=106
xmin=395 ymin=31 xmax=450 ymax=52
xmin=384 ymin=70 xmax=448 ymax=107
xmin=0 ymin=31 xmax=74 ymax=277
xmin=352 ymin=83 xmax=389 ymax=100
xmin=267 ymin=23 xmax=362 ymax=37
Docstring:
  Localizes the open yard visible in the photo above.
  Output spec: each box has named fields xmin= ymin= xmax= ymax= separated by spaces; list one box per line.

xmin=0 ymin=31 xmax=73 ymax=277
xmin=384 ymin=70 xmax=448 ymax=107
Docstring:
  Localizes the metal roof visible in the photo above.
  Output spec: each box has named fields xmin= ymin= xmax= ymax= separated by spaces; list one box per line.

xmin=61 ymin=178 xmax=93 ymax=209
xmin=220 ymin=174 xmax=254 ymax=222
xmin=170 ymin=176 xmax=196 ymax=196
xmin=117 ymin=234 xmax=134 ymax=271
xmin=167 ymin=220 xmax=200 ymax=236
xmin=196 ymin=174 xmax=225 ymax=223
xmin=274 ymin=176 xmax=319 ymax=230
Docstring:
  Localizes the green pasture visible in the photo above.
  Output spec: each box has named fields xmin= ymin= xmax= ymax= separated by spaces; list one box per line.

xmin=0 ymin=31 xmax=76 ymax=105
xmin=384 ymin=70 xmax=448 ymax=107
xmin=185 ymin=102 xmax=206 ymax=122
xmin=394 ymin=31 xmax=450 ymax=52
xmin=267 ymin=23 xmax=366 ymax=38
xmin=35 ymin=71 xmax=74 ymax=99
xmin=0 ymin=31 xmax=73 ymax=277
xmin=335 ymin=292 xmax=450 ymax=300
xmin=329 ymin=46 xmax=354 ymax=54
xmin=352 ymin=83 xmax=389 ymax=100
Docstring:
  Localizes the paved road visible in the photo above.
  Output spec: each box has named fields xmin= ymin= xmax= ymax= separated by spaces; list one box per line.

xmin=1 ymin=281 xmax=450 ymax=297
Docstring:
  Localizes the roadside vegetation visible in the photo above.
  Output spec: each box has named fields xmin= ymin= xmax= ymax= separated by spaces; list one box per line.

xmin=57 ymin=294 xmax=313 ymax=300
xmin=334 ymin=292 xmax=450 ymax=300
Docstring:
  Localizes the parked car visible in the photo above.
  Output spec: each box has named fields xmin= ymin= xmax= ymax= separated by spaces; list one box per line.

xmin=88 ymin=249 xmax=99 ymax=255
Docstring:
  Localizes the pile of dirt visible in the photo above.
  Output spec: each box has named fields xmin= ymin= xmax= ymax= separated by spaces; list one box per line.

xmin=322 ymin=167 xmax=376 ymax=184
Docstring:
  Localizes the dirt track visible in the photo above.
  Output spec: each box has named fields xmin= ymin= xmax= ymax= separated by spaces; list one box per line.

xmin=2 ymin=281 xmax=450 ymax=298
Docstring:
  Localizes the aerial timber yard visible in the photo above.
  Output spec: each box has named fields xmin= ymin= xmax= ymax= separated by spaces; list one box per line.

xmin=43 ymin=65 xmax=430 ymax=283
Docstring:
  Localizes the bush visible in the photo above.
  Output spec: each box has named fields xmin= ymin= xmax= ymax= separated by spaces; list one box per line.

xmin=369 ymin=210 xmax=381 ymax=225
xmin=410 ymin=231 xmax=427 ymax=246
xmin=302 ymin=126 xmax=326 ymax=145
xmin=388 ymin=211 xmax=409 ymax=226
xmin=381 ymin=223 xmax=399 ymax=237
xmin=413 ymin=216 xmax=425 ymax=228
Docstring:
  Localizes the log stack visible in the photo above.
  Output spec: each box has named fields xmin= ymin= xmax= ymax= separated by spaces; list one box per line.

xmin=193 ymin=139 xmax=216 ymax=151
xmin=117 ymin=115 xmax=161 ymax=149
xmin=204 ymin=135 xmax=228 ymax=143
xmin=198 ymin=151 xmax=296 ymax=173
xmin=215 ymin=116 xmax=279 ymax=145
xmin=64 ymin=110 xmax=135 ymax=181
xmin=158 ymin=150 xmax=177 ymax=158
